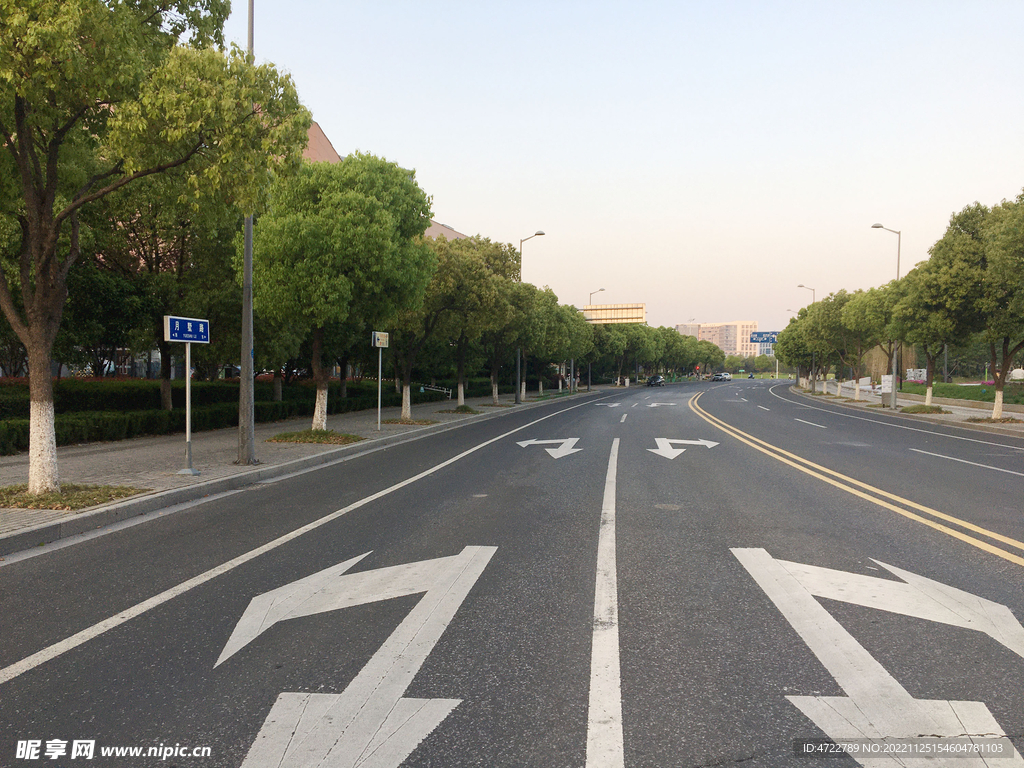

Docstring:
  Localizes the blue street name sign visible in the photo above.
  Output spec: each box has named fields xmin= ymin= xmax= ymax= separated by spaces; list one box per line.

xmin=164 ymin=315 xmax=210 ymax=344
xmin=750 ymin=331 xmax=779 ymax=343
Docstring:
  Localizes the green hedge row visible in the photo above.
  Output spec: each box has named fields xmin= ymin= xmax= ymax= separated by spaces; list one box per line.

xmin=0 ymin=388 xmax=445 ymax=455
xmin=0 ymin=379 xmax=417 ymax=418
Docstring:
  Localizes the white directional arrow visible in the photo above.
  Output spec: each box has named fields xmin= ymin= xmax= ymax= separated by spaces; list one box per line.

xmin=516 ymin=438 xmax=583 ymax=458
xmin=594 ymin=403 xmax=622 ymax=407
xmin=647 ymin=437 xmax=719 ymax=459
xmin=220 ymin=546 xmax=496 ymax=768
xmin=734 ymin=548 xmax=1024 ymax=767
xmin=645 ymin=403 xmax=677 ymax=408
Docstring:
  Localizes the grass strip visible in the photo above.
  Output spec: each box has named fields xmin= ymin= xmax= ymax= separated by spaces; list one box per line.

xmin=267 ymin=429 xmax=364 ymax=445
xmin=0 ymin=484 xmax=147 ymax=511
xmin=901 ymin=404 xmax=951 ymax=414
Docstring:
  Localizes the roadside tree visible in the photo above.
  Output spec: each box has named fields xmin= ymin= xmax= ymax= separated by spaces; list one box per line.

xmin=0 ymin=0 xmax=309 ymax=492
xmin=248 ymin=156 xmax=434 ymax=430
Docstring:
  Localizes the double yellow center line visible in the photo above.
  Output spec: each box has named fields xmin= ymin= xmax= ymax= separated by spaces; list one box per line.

xmin=689 ymin=392 xmax=1024 ymax=568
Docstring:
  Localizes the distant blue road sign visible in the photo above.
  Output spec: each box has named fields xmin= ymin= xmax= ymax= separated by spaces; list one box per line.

xmin=750 ymin=331 xmax=779 ymax=343
xmin=164 ymin=315 xmax=210 ymax=344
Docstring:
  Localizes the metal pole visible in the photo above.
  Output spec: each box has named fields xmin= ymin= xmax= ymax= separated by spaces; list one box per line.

xmin=515 ymin=347 xmax=521 ymax=405
xmin=178 ymin=343 xmax=199 ymax=476
xmin=588 ymin=362 xmax=592 ymax=392
xmin=377 ymin=347 xmax=382 ymax=431
xmin=238 ymin=0 xmax=257 ymax=464
xmin=185 ymin=342 xmax=192 ymax=468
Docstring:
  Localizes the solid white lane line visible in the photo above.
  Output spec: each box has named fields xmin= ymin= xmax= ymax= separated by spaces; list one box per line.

xmin=795 ymin=418 xmax=827 ymax=429
xmin=586 ymin=438 xmax=624 ymax=767
xmin=0 ymin=398 xmax=604 ymax=688
xmin=620 ymin=414 xmax=627 ymax=423
xmin=909 ymin=448 xmax=1024 ymax=477
xmin=758 ymin=406 xmax=770 ymax=412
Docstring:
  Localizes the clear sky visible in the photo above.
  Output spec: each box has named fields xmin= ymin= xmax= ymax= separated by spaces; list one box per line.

xmin=221 ymin=1 xmax=1024 ymax=334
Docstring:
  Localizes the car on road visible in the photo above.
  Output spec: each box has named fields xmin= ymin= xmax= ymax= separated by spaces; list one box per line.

xmin=646 ymin=374 xmax=666 ymax=387
xmin=711 ymin=372 xmax=732 ymax=381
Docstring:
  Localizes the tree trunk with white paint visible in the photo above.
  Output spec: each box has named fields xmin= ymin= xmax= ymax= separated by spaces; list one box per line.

xmin=27 ymin=345 xmax=60 ymax=494
xmin=310 ymin=327 xmax=329 ymax=432
xmin=490 ymin=372 xmax=500 ymax=405
xmin=992 ymin=389 xmax=1004 ymax=420
xmin=402 ymin=382 xmax=412 ymax=420
xmin=457 ymin=380 xmax=465 ymax=406
xmin=853 ymin=379 xmax=861 ymax=401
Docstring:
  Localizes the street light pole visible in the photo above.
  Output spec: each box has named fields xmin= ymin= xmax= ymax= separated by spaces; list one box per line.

xmin=238 ymin=0 xmax=258 ymax=465
xmin=872 ymin=223 xmax=902 ymax=409
xmin=589 ymin=288 xmax=604 ymax=306
xmin=515 ymin=230 xmax=544 ymax=404
xmin=797 ymin=284 xmax=815 ymax=393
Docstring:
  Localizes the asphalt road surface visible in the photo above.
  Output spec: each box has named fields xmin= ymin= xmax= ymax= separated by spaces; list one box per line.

xmin=2 ymin=380 xmax=1023 ymax=767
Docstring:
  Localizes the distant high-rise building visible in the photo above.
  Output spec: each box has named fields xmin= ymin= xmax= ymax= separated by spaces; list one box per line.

xmin=678 ymin=321 xmax=759 ymax=357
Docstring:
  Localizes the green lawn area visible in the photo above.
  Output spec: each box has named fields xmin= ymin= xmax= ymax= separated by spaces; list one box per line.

xmin=900 ymin=381 xmax=1024 ymax=405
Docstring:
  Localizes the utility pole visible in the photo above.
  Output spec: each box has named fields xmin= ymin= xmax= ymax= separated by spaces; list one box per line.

xmin=237 ymin=0 xmax=258 ymax=465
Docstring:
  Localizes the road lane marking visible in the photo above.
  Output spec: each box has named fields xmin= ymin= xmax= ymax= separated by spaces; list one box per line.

xmin=757 ymin=406 xmax=770 ymax=411
xmin=620 ymin=414 xmax=627 ymax=423
xmin=909 ymin=448 xmax=1024 ymax=477
xmin=647 ymin=438 xmax=719 ymax=460
xmin=516 ymin=437 xmax=583 ymax=458
xmin=735 ymin=549 xmax=1024 ymax=760
xmin=690 ymin=393 xmax=1024 ymax=567
xmin=226 ymin=546 xmax=496 ymax=767
xmin=768 ymin=384 xmax=1024 ymax=451
xmin=794 ymin=418 xmax=827 ymax=429
xmin=0 ymin=397 xmax=605 ymax=688
xmin=586 ymin=438 xmax=624 ymax=768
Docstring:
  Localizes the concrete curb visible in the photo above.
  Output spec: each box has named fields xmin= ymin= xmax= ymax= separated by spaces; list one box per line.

xmin=0 ymin=391 xmax=602 ymax=557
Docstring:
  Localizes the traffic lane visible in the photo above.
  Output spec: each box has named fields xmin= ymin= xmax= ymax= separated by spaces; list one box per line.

xmin=0 ymin=400 xmax=618 ymax=767
xmin=612 ymin=403 xmax=1024 ymax=766
xmin=764 ymin=384 xmax=1024 ymax=472
xmin=0 ymin=397 xmax=608 ymax=669
xmin=695 ymin=386 xmax=1024 ymax=544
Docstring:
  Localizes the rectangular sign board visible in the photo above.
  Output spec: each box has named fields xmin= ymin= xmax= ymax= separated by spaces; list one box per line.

xmin=750 ymin=331 xmax=779 ymax=343
xmin=372 ymin=331 xmax=389 ymax=348
xmin=164 ymin=315 xmax=210 ymax=344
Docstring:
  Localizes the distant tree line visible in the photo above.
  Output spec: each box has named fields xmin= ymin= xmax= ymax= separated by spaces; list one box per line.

xmin=775 ymin=192 xmax=1024 ymax=418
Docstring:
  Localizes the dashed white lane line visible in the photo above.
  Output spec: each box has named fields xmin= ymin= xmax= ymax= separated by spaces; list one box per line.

xmin=586 ymin=438 xmax=624 ymax=767
xmin=909 ymin=448 xmax=1024 ymax=477
xmin=620 ymin=414 xmax=627 ymax=423
xmin=795 ymin=418 xmax=827 ymax=429
xmin=758 ymin=406 xmax=770 ymax=411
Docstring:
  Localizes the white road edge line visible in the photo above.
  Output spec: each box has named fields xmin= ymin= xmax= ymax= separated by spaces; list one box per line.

xmin=586 ymin=438 xmax=624 ymax=768
xmin=794 ymin=418 xmax=827 ymax=429
xmin=909 ymin=448 xmax=1024 ymax=477
xmin=0 ymin=397 xmax=605 ymax=688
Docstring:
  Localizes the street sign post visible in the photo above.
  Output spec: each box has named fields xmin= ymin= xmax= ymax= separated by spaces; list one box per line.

xmin=372 ymin=331 xmax=389 ymax=431
xmin=164 ymin=316 xmax=210 ymax=475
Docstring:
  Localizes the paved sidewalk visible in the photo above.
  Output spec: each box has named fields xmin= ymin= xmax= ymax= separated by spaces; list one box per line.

xmin=0 ymin=388 xmax=598 ymax=556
